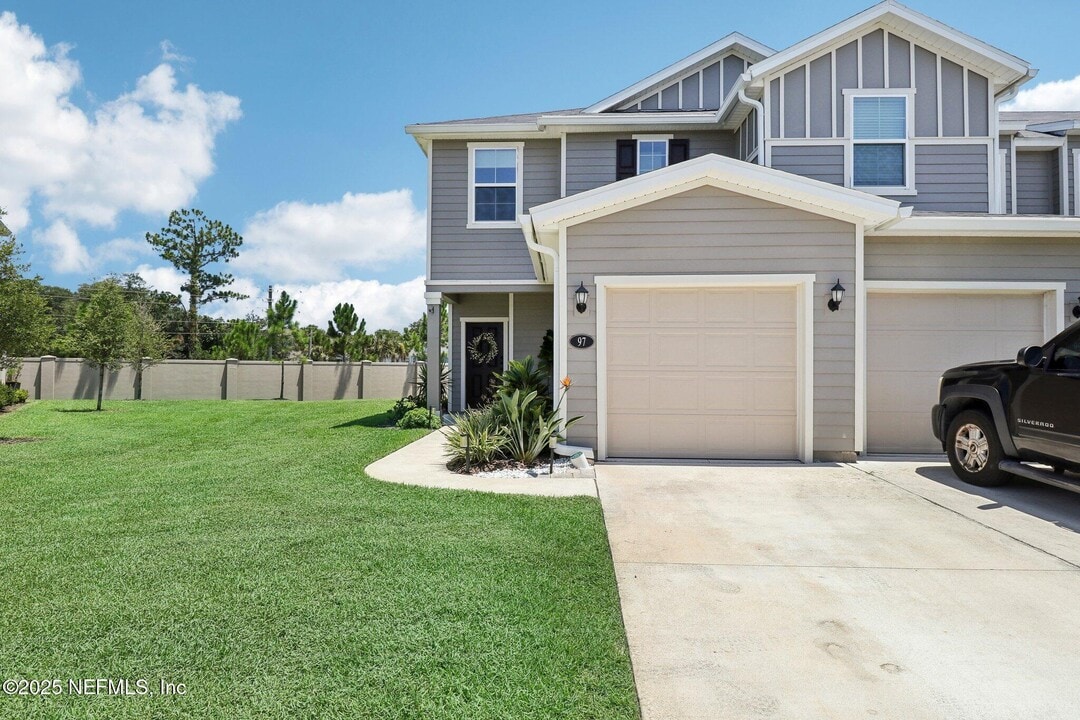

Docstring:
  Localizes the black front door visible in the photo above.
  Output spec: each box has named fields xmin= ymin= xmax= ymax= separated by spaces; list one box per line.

xmin=464 ymin=322 xmax=504 ymax=408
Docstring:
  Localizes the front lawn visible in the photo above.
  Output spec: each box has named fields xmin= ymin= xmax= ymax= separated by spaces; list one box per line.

xmin=0 ymin=400 xmax=637 ymax=719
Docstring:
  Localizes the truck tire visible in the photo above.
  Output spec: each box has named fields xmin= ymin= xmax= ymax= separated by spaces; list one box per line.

xmin=946 ymin=410 xmax=1011 ymax=487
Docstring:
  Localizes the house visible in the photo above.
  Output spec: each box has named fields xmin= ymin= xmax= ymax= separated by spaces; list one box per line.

xmin=406 ymin=0 xmax=1080 ymax=463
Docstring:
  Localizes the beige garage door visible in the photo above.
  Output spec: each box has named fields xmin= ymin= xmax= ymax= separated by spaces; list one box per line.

xmin=606 ymin=286 xmax=798 ymax=459
xmin=867 ymin=292 xmax=1046 ymax=453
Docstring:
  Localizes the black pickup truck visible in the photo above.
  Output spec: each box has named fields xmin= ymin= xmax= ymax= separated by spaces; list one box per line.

xmin=931 ymin=321 xmax=1080 ymax=488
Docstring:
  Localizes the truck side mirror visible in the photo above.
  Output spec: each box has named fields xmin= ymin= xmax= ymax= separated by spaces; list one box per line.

xmin=1017 ymin=345 xmax=1044 ymax=368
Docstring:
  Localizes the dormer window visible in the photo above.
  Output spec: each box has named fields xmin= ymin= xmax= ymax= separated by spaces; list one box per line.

xmin=616 ymin=137 xmax=690 ymax=180
xmin=844 ymin=90 xmax=915 ymax=195
xmin=467 ymin=142 xmax=523 ymax=228
xmin=637 ymin=138 xmax=669 ymax=174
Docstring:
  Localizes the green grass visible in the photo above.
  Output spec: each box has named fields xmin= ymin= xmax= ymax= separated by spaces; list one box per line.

xmin=0 ymin=401 xmax=638 ymax=720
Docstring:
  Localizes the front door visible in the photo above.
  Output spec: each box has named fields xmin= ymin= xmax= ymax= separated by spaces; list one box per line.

xmin=464 ymin=322 xmax=504 ymax=408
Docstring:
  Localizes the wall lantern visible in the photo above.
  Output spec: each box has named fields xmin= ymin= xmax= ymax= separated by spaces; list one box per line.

xmin=1073 ymin=296 xmax=1080 ymax=319
xmin=827 ymin=279 xmax=846 ymax=312
xmin=575 ymin=282 xmax=590 ymax=314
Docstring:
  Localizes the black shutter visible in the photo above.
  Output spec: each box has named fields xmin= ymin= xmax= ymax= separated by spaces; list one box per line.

xmin=616 ymin=139 xmax=636 ymax=180
xmin=669 ymin=139 xmax=690 ymax=165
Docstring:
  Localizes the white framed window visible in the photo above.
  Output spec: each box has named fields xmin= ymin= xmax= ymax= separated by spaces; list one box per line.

xmin=467 ymin=142 xmax=523 ymax=229
xmin=843 ymin=89 xmax=915 ymax=195
xmin=633 ymin=134 xmax=673 ymax=175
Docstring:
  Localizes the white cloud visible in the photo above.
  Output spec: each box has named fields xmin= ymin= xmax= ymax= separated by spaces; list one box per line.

xmin=1006 ymin=74 xmax=1080 ymax=111
xmin=96 ymin=237 xmax=152 ymax=264
xmin=159 ymin=40 xmax=192 ymax=65
xmin=0 ymin=11 xmax=241 ymax=232
xmin=134 ymin=267 xmax=425 ymax=332
xmin=235 ymin=190 xmax=425 ymax=282
xmin=32 ymin=220 xmax=92 ymax=274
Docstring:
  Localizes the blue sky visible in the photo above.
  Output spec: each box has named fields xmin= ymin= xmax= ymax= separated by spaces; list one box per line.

xmin=3 ymin=0 xmax=1078 ymax=329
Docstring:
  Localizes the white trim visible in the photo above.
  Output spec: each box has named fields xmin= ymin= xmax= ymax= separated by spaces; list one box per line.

xmin=854 ymin=223 xmax=866 ymax=452
xmin=867 ymin=214 xmax=1080 ymax=236
xmin=508 ymin=293 xmax=515 ymax=361
xmin=698 ymin=69 xmax=704 ymax=109
xmin=1060 ymin=145 xmax=1070 ymax=217
xmin=843 ymin=88 xmax=916 ymax=195
xmin=831 ymin=49 xmax=838 ymax=138
xmin=996 ymin=148 xmax=1008 ymax=214
xmin=883 ymin=31 xmax=890 ymax=89
xmin=857 ymin=35 xmax=863 ymax=89
xmin=859 ymin=281 xmax=1066 ymax=454
xmin=559 ymin=134 xmax=566 ymax=198
xmin=583 ymin=33 xmax=775 ymax=113
xmin=529 ymin=153 xmax=903 ymax=236
xmin=429 ymin=279 xmax=546 ymax=286
xmin=594 ymin=274 xmax=815 ymax=464
xmin=557 ymin=227 xmax=568 ymax=428
xmin=466 ymin=141 xmax=524 ymax=230
xmin=963 ymin=69 xmax=970 ymax=137
xmin=425 ymin=142 xmax=433 ymax=281
xmin=457 ymin=316 xmax=510 ymax=411
xmin=936 ymin=54 xmax=943 ymax=137
xmin=1074 ymin=149 xmax=1080 ymax=217
xmin=805 ymin=61 xmax=811 ymax=137
xmin=779 ymin=73 xmax=786 ymax=139
xmin=1010 ymin=145 xmax=1017 ymax=215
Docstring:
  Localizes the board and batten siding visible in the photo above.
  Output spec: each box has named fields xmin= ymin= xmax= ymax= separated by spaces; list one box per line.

xmin=865 ymin=235 xmax=1080 ymax=323
xmin=430 ymin=139 xmax=559 ymax=282
xmin=563 ymin=185 xmax=858 ymax=459
xmin=766 ymin=28 xmax=990 ymax=140
xmin=564 ymin=131 xmax=738 ymax=196
xmin=769 ymin=144 xmax=988 ymax=211
xmin=622 ymin=54 xmax=748 ymax=111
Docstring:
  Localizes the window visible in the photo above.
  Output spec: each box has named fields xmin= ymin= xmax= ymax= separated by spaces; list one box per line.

xmin=848 ymin=93 xmax=911 ymax=192
xmin=1050 ymin=331 xmax=1080 ymax=372
xmin=468 ymin=143 xmax=522 ymax=227
xmin=616 ymin=137 xmax=689 ymax=180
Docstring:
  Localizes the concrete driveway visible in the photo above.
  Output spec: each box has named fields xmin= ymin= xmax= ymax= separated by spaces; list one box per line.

xmin=597 ymin=459 xmax=1080 ymax=719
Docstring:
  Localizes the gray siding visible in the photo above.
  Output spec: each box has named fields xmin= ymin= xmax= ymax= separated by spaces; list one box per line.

xmin=882 ymin=144 xmax=989 ymax=212
xmin=866 ymin=236 xmax=1080 ymax=324
xmin=565 ymin=131 xmax=737 ymax=195
xmin=1016 ymin=150 xmax=1057 ymax=215
xmin=1001 ymin=135 xmax=1013 ymax=214
xmin=512 ymin=292 xmax=553 ymax=364
xmin=783 ymin=65 xmax=806 ymax=138
xmin=430 ymin=139 xmax=559 ymax=281
xmin=627 ymin=54 xmax=747 ymax=111
xmin=771 ymin=30 xmax=989 ymax=141
xmin=770 ymin=144 xmax=844 ymax=185
xmin=1071 ymin=137 xmax=1079 ymax=216
xmin=564 ymin=185 xmax=858 ymax=458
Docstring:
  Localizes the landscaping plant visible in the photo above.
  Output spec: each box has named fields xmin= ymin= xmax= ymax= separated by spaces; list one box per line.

xmin=494 ymin=355 xmax=550 ymax=401
xmin=396 ymin=407 xmax=441 ymax=430
xmin=442 ymin=405 xmax=509 ymax=469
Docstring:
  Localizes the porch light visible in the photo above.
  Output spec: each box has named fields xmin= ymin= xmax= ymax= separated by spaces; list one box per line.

xmin=575 ymin=282 xmax=589 ymax=314
xmin=828 ymin=280 xmax=846 ymax=312
xmin=1074 ymin=296 xmax=1080 ymax=319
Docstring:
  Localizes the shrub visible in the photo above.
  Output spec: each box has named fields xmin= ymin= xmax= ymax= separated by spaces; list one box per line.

xmin=491 ymin=388 xmax=581 ymax=464
xmin=0 ymin=385 xmax=12 ymax=408
xmin=12 ymin=388 xmax=28 ymax=404
xmin=494 ymin=355 xmax=549 ymax=401
xmin=396 ymin=407 xmax=441 ymax=430
xmin=442 ymin=406 xmax=508 ymax=470
xmin=389 ymin=397 xmax=419 ymax=423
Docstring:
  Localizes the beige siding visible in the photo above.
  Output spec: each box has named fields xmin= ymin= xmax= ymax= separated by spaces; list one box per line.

xmin=865 ymin=236 xmax=1080 ymax=323
xmin=565 ymin=185 xmax=857 ymax=459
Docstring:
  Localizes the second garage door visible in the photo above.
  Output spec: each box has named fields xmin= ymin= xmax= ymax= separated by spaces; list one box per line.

xmin=606 ymin=286 xmax=799 ymax=459
xmin=867 ymin=291 xmax=1047 ymax=453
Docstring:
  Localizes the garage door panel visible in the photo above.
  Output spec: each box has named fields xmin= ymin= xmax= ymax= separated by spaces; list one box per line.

xmin=608 ymin=289 xmax=651 ymax=323
xmin=654 ymin=290 xmax=701 ymax=324
xmin=867 ymin=292 xmax=1045 ymax=454
xmin=654 ymin=333 xmax=700 ymax=367
xmin=608 ymin=331 xmax=652 ymax=366
xmin=607 ymin=285 xmax=799 ymax=460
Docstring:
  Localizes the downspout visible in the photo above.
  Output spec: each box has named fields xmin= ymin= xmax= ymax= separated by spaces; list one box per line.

xmin=738 ymin=73 xmax=766 ymax=166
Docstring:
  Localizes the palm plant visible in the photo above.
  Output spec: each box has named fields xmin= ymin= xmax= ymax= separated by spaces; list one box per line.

xmin=494 ymin=355 xmax=549 ymax=400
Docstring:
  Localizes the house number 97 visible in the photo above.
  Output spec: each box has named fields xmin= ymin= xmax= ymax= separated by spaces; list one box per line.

xmin=569 ymin=334 xmax=594 ymax=349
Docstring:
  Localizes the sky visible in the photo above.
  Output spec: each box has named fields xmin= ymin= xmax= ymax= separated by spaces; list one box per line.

xmin=2 ymin=0 xmax=1079 ymax=331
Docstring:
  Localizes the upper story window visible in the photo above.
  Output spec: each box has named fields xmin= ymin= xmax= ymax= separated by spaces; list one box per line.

xmin=616 ymin=137 xmax=690 ymax=180
xmin=845 ymin=90 xmax=914 ymax=195
xmin=467 ymin=142 xmax=523 ymax=228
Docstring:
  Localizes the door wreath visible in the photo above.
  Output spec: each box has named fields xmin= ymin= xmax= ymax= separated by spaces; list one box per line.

xmin=467 ymin=332 xmax=499 ymax=365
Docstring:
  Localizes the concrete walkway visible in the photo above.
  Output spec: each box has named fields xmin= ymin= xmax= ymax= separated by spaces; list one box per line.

xmin=597 ymin=459 xmax=1080 ymax=719
xmin=365 ymin=430 xmax=597 ymax=497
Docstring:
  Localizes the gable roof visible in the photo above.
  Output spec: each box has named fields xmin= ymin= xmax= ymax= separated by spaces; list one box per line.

xmin=527 ymin=154 xmax=905 ymax=242
xmin=743 ymin=1 xmax=1030 ymax=93
xmin=582 ymin=33 xmax=774 ymax=114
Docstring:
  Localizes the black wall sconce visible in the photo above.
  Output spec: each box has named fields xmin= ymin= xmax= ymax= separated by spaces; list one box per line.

xmin=1073 ymin=296 xmax=1080 ymax=319
xmin=828 ymin=279 xmax=846 ymax=312
xmin=575 ymin=282 xmax=589 ymax=314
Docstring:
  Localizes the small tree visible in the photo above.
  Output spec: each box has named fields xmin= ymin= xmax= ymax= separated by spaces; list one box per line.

xmin=326 ymin=302 xmax=360 ymax=361
xmin=0 ymin=211 xmax=54 ymax=378
xmin=266 ymin=290 xmax=299 ymax=360
xmin=145 ymin=209 xmax=247 ymax=358
xmin=69 ymin=280 xmax=136 ymax=411
xmin=128 ymin=301 xmax=174 ymax=400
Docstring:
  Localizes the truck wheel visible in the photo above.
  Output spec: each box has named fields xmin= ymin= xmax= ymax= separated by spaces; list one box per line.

xmin=946 ymin=410 xmax=1011 ymax=487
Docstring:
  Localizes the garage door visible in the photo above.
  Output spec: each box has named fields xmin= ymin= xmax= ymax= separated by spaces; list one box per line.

xmin=606 ymin=286 xmax=798 ymax=459
xmin=867 ymin=292 xmax=1046 ymax=453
